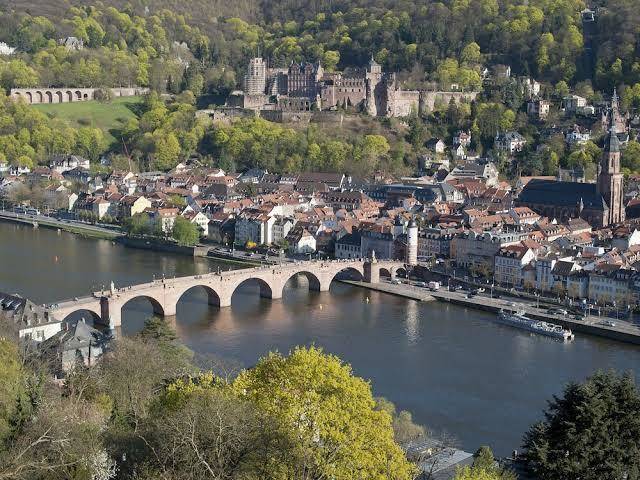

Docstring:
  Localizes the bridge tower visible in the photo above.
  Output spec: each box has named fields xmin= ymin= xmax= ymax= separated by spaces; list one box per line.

xmin=406 ymin=218 xmax=418 ymax=266
xmin=364 ymin=251 xmax=380 ymax=283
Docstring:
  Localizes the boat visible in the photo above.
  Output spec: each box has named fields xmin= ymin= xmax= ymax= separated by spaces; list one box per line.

xmin=496 ymin=309 xmax=574 ymax=341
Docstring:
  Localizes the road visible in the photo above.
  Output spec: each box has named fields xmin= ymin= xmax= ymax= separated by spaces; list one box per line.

xmin=0 ymin=210 xmax=123 ymax=238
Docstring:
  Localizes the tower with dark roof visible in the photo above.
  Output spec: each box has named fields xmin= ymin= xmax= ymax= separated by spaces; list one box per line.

xmin=597 ymin=118 xmax=625 ymax=225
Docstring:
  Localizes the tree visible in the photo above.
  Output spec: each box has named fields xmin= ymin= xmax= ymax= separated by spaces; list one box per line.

xmin=375 ymin=396 xmax=425 ymax=444
xmin=522 ymin=371 xmax=640 ymax=480
xmin=139 ymin=376 xmax=280 ymax=480
xmin=232 ymin=346 xmax=417 ymax=480
xmin=622 ymin=141 xmax=640 ymax=173
xmin=123 ymin=213 xmax=152 ymax=236
xmin=171 ymin=216 xmax=199 ymax=245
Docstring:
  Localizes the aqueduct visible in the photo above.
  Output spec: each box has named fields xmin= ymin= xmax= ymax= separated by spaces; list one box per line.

xmin=9 ymin=87 xmax=149 ymax=105
xmin=49 ymin=259 xmax=405 ymax=328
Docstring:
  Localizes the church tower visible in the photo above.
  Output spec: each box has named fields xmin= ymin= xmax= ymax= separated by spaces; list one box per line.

xmin=597 ymin=126 xmax=625 ymax=225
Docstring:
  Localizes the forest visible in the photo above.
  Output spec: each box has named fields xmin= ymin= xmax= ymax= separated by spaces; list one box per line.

xmin=0 ymin=0 xmax=639 ymax=93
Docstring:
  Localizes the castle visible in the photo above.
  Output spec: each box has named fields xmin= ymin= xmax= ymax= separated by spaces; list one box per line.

xmin=232 ymin=57 xmax=423 ymax=118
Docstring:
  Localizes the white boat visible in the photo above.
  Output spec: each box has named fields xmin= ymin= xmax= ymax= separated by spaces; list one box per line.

xmin=496 ymin=309 xmax=574 ymax=341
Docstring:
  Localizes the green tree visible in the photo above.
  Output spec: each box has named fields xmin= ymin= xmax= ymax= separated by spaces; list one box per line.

xmin=232 ymin=346 xmax=417 ymax=480
xmin=622 ymin=141 xmax=640 ymax=173
xmin=523 ymin=371 xmax=640 ymax=480
xmin=171 ymin=215 xmax=199 ymax=245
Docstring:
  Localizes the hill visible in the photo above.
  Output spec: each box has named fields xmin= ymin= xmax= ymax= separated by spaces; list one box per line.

xmin=33 ymin=96 xmax=143 ymax=147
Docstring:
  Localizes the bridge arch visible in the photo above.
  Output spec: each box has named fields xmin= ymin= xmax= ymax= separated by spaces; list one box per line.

xmin=66 ymin=91 xmax=73 ymax=102
xmin=283 ymin=270 xmax=322 ymax=293
xmin=45 ymin=91 xmax=53 ymax=103
xmin=35 ymin=91 xmax=43 ymax=103
xmin=55 ymin=91 xmax=63 ymax=103
xmin=232 ymin=277 xmax=273 ymax=301
xmin=75 ymin=90 xmax=82 ymax=100
xmin=176 ymin=284 xmax=222 ymax=308
xmin=59 ymin=307 xmax=103 ymax=325
xmin=25 ymin=92 xmax=32 ymax=103
xmin=120 ymin=294 xmax=165 ymax=318
xmin=379 ymin=267 xmax=392 ymax=278
xmin=330 ymin=266 xmax=364 ymax=283
xmin=394 ymin=267 xmax=407 ymax=278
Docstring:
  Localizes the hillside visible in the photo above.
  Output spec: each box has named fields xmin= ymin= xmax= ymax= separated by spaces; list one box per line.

xmin=33 ymin=96 xmax=142 ymax=147
xmin=0 ymin=0 xmax=261 ymax=24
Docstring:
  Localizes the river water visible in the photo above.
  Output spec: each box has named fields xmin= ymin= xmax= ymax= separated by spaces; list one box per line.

xmin=1 ymin=221 xmax=639 ymax=455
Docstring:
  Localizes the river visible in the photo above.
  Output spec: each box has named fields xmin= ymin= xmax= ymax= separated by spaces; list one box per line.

xmin=1 ymin=221 xmax=639 ymax=456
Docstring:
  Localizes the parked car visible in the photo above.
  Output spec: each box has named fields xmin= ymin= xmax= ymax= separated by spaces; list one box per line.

xmin=548 ymin=308 xmax=568 ymax=315
xmin=601 ymin=320 xmax=616 ymax=327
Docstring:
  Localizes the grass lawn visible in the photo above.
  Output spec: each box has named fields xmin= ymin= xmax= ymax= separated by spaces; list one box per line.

xmin=33 ymin=96 xmax=143 ymax=146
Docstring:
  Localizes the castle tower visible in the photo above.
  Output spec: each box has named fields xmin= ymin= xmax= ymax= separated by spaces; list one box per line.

xmin=365 ymin=55 xmax=383 ymax=116
xmin=597 ymin=126 xmax=625 ymax=225
xmin=406 ymin=218 xmax=418 ymax=266
xmin=244 ymin=57 xmax=266 ymax=95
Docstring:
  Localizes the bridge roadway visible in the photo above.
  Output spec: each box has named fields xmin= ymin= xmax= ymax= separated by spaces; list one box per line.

xmin=49 ymin=259 xmax=405 ymax=327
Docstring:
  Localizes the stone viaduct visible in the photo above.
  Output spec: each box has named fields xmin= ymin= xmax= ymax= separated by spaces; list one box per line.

xmin=49 ymin=259 xmax=405 ymax=328
xmin=9 ymin=87 xmax=149 ymax=105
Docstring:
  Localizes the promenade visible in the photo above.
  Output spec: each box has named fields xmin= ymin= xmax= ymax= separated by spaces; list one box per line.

xmin=0 ymin=210 xmax=122 ymax=239
xmin=343 ymin=280 xmax=640 ymax=345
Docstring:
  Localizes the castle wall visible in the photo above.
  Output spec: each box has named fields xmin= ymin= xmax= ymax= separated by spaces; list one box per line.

xmin=420 ymin=91 xmax=478 ymax=113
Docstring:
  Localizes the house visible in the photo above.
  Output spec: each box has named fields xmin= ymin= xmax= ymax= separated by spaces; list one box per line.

xmin=445 ymin=161 xmax=499 ymax=187
xmin=495 ymin=131 xmax=526 ymax=154
xmin=285 ymin=225 xmax=317 ymax=254
xmin=49 ymin=154 xmax=90 ymax=174
xmin=453 ymin=130 xmax=471 ymax=148
xmin=565 ymin=126 xmax=591 ymax=145
xmin=491 ymin=64 xmax=511 ymax=78
xmin=335 ymin=231 xmax=362 ymax=259
xmin=562 ymin=95 xmax=587 ymax=115
xmin=239 ymin=168 xmax=267 ymax=183
xmin=272 ymin=216 xmax=296 ymax=245
xmin=452 ymin=144 xmax=466 ymax=160
xmin=39 ymin=319 xmax=111 ymax=375
xmin=450 ymin=231 xmax=526 ymax=273
xmin=0 ymin=292 xmax=61 ymax=342
xmin=119 ymin=195 xmax=152 ymax=218
xmin=522 ymin=78 xmax=541 ymax=98
xmin=509 ymin=207 xmax=541 ymax=226
xmin=418 ymin=227 xmax=455 ymax=259
xmin=296 ymin=172 xmax=346 ymax=191
xmin=494 ymin=245 xmax=536 ymax=287
xmin=234 ymin=207 xmax=276 ymax=246
xmin=527 ymin=98 xmax=550 ymax=120
xmin=426 ymin=138 xmax=446 ymax=154
xmin=59 ymin=36 xmax=84 ymax=50
xmin=151 ymin=207 xmax=179 ymax=233
xmin=183 ymin=211 xmax=210 ymax=237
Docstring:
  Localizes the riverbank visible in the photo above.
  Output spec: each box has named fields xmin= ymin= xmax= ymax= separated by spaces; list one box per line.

xmin=343 ymin=280 xmax=640 ymax=346
xmin=0 ymin=211 xmax=121 ymax=240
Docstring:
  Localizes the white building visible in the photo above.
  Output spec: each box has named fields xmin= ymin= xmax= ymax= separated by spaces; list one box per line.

xmin=495 ymin=131 xmax=527 ymax=154
xmin=494 ymin=245 xmax=536 ymax=286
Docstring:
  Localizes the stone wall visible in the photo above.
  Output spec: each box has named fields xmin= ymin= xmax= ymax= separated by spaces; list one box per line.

xmin=419 ymin=91 xmax=478 ymax=113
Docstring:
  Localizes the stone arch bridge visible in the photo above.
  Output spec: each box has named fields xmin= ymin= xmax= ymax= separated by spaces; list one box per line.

xmin=49 ymin=259 xmax=405 ymax=328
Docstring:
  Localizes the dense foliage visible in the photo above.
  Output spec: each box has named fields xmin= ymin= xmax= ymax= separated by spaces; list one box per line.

xmin=0 ymin=319 xmax=419 ymax=480
xmin=0 ymin=0 xmax=639 ymax=92
xmin=522 ymin=371 xmax=640 ymax=480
